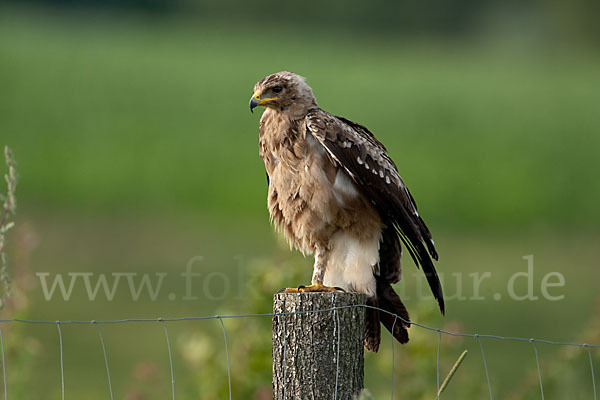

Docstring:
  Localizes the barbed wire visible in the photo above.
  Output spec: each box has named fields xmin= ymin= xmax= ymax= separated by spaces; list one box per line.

xmin=0 ymin=303 xmax=598 ymax=399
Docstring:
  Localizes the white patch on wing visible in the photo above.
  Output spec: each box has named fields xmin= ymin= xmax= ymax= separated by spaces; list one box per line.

xmin=323 ymin=229 xmax=382 ymax=297
xmin=332 ymin=169 xmax=359 ymax=205
xmin=306 ymin=132 xmax=326 ymax=159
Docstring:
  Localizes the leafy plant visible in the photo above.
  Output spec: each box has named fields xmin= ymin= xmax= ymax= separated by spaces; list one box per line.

xmin=0 ymin=146 xmax=18 ymax=309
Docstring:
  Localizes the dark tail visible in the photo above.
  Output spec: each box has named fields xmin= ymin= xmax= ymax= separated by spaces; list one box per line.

xmin=364 ymin=277 xmax=411 ymax=352
xmin=364 ymin=296 xmax=381 ymax=352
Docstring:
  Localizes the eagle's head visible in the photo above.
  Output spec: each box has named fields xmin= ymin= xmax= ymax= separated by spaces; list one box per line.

xmin=250 ymin=71 xmax=317 ymax=115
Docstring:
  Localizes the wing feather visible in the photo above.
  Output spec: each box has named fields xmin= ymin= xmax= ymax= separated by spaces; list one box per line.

xmin=305 ymin=108 xmax=444 ymax=313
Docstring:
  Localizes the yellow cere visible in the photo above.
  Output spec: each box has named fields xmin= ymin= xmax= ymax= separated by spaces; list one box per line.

xmin=258 ymin=97 xmax=277 ymax=105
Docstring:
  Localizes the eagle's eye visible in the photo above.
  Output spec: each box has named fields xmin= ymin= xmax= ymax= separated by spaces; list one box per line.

xmin=272 ymin=85 xmax=283 ymax=93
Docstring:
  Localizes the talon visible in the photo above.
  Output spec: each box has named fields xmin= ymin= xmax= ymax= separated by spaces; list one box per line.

xmin=299 ymin=283 xmax=342 ymax=293
xmin=278 ymin=283 xmax=344 ymax=293
xmin=279 ymin=286 xmax=302 ymax=293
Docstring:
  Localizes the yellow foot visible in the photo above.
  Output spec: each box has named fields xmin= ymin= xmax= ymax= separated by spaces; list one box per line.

xmin=278 ymin=283 xmax=345 ymax=293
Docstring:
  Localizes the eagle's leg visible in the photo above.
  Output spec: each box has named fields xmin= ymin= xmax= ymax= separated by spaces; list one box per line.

xmin=310 ymin=245 xmax=328 ymax=285
xmin=281 ymin=246 xmax=341 ymax=293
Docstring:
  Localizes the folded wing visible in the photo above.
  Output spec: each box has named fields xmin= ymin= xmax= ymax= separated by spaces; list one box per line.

xmin=305 ymin=108 xmax=444 ymax=314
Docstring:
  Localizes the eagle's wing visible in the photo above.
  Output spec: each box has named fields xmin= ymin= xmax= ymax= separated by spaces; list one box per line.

xmin=305 ymin=108 xmax=444 ymax=313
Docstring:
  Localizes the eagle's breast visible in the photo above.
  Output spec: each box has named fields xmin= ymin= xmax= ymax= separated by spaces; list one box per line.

xmin=259 ymin=110 xmax=338 ymax=253
xmin=259 ymin=109 xmax=382 ymax=256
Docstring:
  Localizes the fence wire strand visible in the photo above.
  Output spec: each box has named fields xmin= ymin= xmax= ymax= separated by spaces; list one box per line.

xmin=160 ymin=319 xmax=176 ymax=400
xmin=436 ymin=330 xmax=441 ymax=399
xmin=391 ymin=316 xmax=398 ymax=400
xmin=2 ymin=305 xmax=598 ymax=349
xmin=94 ymin=322 xmax=114 ymax=400
xmin=281 ymin=314 xmax=287 ymax=400
xmin=332 ymin=295 xmax=341 ymax=400
xmin=0 ymin=329 xmax=7 ymax=400
xmin=56 ymin=322 xmax=65 ymax=400
xmin=476 ymin=334 xmax=493 ymax=400
xmin=0 ymin=304 xmax=597 ymax=399
xmin=532 ymin=339 xmax=545 ymax=400
xmin=586 ymin=345 xmax=597 ymax=400
xmin=218 ymin=316 xmax=232 ymax=400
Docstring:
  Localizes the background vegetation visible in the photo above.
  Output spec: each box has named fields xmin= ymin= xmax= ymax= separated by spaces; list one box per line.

xmin=0 ymin=1 xmax=599 ymax=398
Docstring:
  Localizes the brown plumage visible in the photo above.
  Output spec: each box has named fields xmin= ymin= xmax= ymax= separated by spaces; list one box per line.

xmin=250 ymin=72 xmax=443 ymax=352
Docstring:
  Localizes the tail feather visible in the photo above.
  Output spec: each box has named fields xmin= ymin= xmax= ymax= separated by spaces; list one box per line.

xmin=364 ymin=278 xmax=410 ymax=352
xmin=364 ymin=296 xmax=381 ymax=352
xmin=377 ymin=277 xmax=410 ymax=344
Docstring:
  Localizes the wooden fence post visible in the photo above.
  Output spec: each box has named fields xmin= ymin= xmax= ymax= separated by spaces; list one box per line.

xmin=272 ymin=292 xmax=367 ymax=399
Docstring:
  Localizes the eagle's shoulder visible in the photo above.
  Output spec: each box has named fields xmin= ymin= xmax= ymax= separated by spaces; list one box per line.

xmin=304 ymin=108 xmax=405 ymax=191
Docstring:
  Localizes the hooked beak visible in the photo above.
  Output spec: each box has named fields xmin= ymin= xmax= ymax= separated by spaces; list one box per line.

xmin=249 ymin=91 xmax=277 ymax=113
xmin=249 ymin=95 xmax=260 ymax=113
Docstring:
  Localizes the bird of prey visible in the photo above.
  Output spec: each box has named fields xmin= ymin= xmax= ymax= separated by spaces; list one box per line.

xmin=250 ymin=72 xmax=443 ymax=351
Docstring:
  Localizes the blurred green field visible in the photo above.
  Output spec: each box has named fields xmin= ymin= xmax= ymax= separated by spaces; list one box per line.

xmin=1 ymin=5 xmax=600 ymax=399
xmin=2 ymin=7 xmax=600 ymax=228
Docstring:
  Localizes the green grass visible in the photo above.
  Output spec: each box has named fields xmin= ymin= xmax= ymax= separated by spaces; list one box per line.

xmin=1 ymin=6 xmax=600 ymax=399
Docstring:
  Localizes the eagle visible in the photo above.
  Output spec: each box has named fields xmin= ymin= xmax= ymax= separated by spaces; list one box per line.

xmin=250 ymin=72 xmax=443 ymax=352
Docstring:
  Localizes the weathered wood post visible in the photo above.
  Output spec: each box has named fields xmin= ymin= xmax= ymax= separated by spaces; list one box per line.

xmin=273 ymin=292 xmax=367 ymax=400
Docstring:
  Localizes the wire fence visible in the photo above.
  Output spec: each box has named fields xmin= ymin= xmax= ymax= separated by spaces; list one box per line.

xmin=0 ymin=304 xmax=598 ymax=399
